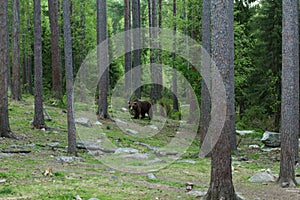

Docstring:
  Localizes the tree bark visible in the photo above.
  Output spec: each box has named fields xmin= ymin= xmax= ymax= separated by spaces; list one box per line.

xmin=48 ymin=0 xmax=62 ymax=100
xmin=124 ymin=0 xmax=132 ymax=98
xmin=97 ymin=0 xmax=110 ymax=120
xmin=0 ymin=0 xmax=14 ymax=138
xmin=132 ymin=0 xmax=141 ymax=99
xmin=33 ymin=0 xmax=46 ymax=129
xmin=205 ymin=0 xmax=239 ymax=199
xmin=11 ymin=0 xmax=21 ymax=100
xmin=200 ymin=0 xmax=211 ymax=147
xmin=172 ymin=0 xmax=179 ymax=112
xmin=63 ymin=0 xmax=77 ymax=156
xmin=278 ymin=0 xmax=299 ymax=188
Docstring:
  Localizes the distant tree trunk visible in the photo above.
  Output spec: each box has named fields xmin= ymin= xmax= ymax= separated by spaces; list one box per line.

xmin=0 ymin=0 xmax=14 ymax=138
xmin=205 ymin=0 xmax=239 ymax=199
xmin=124 ymin=0 xmax=132 ymax=98
xmin=200 ymin=0 xmax=211 ymax=146
xmin=48 ymin=0 xmax=62 ymax=100
xmin=33 ymin=0 xmax=46 ymax=129
xmin=63 ymin=0 xmax=77 ymax=156
xmin=28 ymin=55 xmax=33 ymax=95
xmin=149 ymin=0 xmax=161 ymax=104
xmin=278 ymin=0 xmax=299 ymax=188
xmin=97 ymin=0 xmax=110 ymax=120
xmin=172 ymin=0 xmax=178 ymax=112
xmin=11 ymin=0 xmax=21 ymax=100
xmin=132 ymin=0 xmax=141 ymax=99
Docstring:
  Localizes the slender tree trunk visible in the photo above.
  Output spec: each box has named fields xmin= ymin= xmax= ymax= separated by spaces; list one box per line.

xmin=124 ymin=0 xmax=132 ymax=98
xmin=33 ymin=0 xmax=46 ymax=129
xmin=278 ymin=0 xmax=299 ymax=187
xmin=49 ymin=0 xmax=62 ymax=100
xmin=200 ymin=0 xmax=211 ymax=146
xmin=97 ymin=0 xmax=110 ymax=120
xmin=11 ymin=0 xmax=21 ymax=100
xmin=205 ymin=0 xmax=239 ymax=199
xmin=172 ymin=0 xmax=179 ymax=112
xmin=0 ymin=0 xmax=14 ymax=138
xmin=132 ymin=0 xmax=141 ymax=99
xmin=149 ymin=0 xmax=161 ymax=104
xmin=63 ymin=0 xmax=77 ymax=156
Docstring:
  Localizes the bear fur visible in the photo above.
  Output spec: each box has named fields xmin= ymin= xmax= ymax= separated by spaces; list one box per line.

xmin=128 ymin=99 xmax=152 ymax=119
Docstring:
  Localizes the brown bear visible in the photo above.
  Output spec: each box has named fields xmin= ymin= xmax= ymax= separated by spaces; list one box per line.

xmin=128 ymin=99 xmax=152 ymax=120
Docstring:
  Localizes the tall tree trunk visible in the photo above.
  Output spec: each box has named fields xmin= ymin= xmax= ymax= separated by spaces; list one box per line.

xmin=124 ymin=0 xmax=132 ymax=98
xmin=0 ymin=0 xmax=14 ymax=138
xmin=200 ymin=0 xmax=211 ymax=146
xmin=97 ymin=0 xmax=110 ymax=120
xmin=149 ymin=0 xmax=161 ymax=104
xmin=172 ymin=0 xmax=179 ymax=112
xmin=132 ymin=0 xmax=141 ymax=99
xmin=63 ymin=0 xmax=77 ymax=156
xmin=33 ymin=0 xmax=46 ymax=129
xmin=278 ymin=0 xmax=299 ymax=188
xmin=49 ymin=0 xmax=62 ymax=100
xmin=11 ymin=0 xmax=21 ymax=100
xmin=205 ymin=0 xmax=239 ymax=199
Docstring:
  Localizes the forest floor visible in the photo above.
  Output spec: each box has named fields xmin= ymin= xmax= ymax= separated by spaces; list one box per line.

xmin=1 ymin=95 xmax=300 ymax=200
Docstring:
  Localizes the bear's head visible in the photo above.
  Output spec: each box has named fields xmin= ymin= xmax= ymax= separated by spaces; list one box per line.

xmin=128 ymin=100 xmax=139 ymax=115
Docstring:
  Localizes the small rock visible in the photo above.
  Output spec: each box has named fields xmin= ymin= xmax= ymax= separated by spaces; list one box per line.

xmin=125 ymin=129 xmax=139 ymax=134
xmin=56 ymin=156 xmax=84 ymax=163
xmin=75 ymin=117 xmax=92 ymax=127
xmin=236 ymin=193 xmax=246 ymax=200
xmin=147 ymin=173 xmax=157 ymax=180
xmin=186 ymin=182 xmax=194 ymax=191
xmin=88 ymin=150 xmax=104 ymax=157
xmin=9 ymin=144 xmax=23 ymax=149
xmin=249 ymin=171 xmax=276 ymax=182
xmin=122 ymin=153 xmax=149 ymax=160
xmin=237 ymin=156 xmax=248 ymax=161
xmin=261 ymin=131 xmax=281 ymax=147
xmin=187 ymin=190 xmax=206 ymax=197
xmin=176 ymin=160 xmax=196 ymax=164
xmin=236 ymin=130 xmax=255 ymax=136
xmin=281 ymin=182 xmax=290 ymax=188
xmin=94 ymin=121 xmax=102 ymax=126
xmin=249 ymin=144 xmax=260 ymax=149
xmin=114 ymin=148 xmax=139 ymax=154
xmin=145 ymin=158 xmax=164 ymax=165
xmin=48 ymin=142 xmax=60 ymax=148
xmin=0 ymin=179 xmax=6 ymax=183
xmin=261 ymin=147 xmax=281 ymax=152
xmin=26 ymin=143 xmax=36 ymax=148
xmin=88 ymin=198 xmax=100 ymax=200
xmin=121 ymin=107 xmax=128 ymax=112
xmin=0 ymin=153 xmax=14 ymax=158
xmin=149 ymin=125 xmax=158 ymax=130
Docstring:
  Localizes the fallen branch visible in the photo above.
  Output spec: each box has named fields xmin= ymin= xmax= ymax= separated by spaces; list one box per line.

xmin=1 ymin=150 xmax=31 ymax=154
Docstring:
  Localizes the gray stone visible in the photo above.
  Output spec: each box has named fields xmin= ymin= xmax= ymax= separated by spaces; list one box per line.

xmin=125 ymin=129 xmax=139 ymax=134
xmin=176 ymin=160 xmax=196 ymax=164
xmin=187 ymin=190 xmax=206 ymax=197
xmin=147 ymin=173 xmax=157 ymax=180
xmin=114 ymin=148 xmax=139 ymax=154
xmin=94 ymin=121 xmax=102 ymax=126
xmin=75 ymin=117 xmax=92 ymax=127
xmin=249 ymin=171 xmax=276 ymax=182
xmin=261 ymin=147 xmax=281 ymax=152
xmin=145 ymin=158 xmax=164 ymax=165
xmin=0 ymin=179 xmax=6 ymax=183
xmin=48 ymin=142 xmax=60 ymax=148
xmin=56 ymin=156 xmax=84 ymax=163
xmin=0 ymin=153 xmax=14 ymax=159
xmin=248 ymin=144 xmax=260 ymax=149
xmin=122 ymin=153 xmax=149 ymax=160
xmin=88 ymin=198 xmax=100 ymax=200
xmin=261 ymin=131 xmax=281 ymax=147
xmin=148 ymin=125 xmax=158 ymax=130
xmin=121 ymin=107 xmax=128 ymax=112
xmin=236 ymin=130 xmax=255 ymax=136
